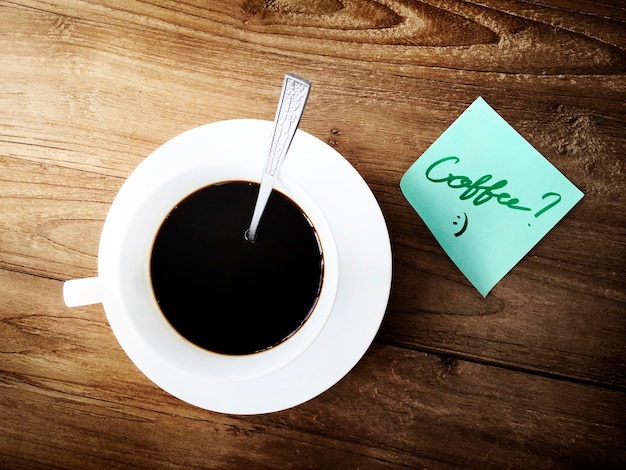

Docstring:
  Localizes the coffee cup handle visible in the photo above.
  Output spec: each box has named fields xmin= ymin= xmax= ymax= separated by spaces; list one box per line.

xmin=63 ymin=277 xmax=103 ymax=307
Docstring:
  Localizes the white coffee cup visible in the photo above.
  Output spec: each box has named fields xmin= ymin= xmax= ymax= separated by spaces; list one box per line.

xmin=64 ymin=120 xmax=339 ymax=385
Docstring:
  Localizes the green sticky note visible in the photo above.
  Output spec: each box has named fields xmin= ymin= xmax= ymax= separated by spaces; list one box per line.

xmin=400 ymin=97 xmax=584 ymax=296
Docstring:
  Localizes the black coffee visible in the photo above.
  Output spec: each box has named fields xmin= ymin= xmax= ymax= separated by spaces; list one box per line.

xmin=150 ymin=181 xmax=324 ymax=355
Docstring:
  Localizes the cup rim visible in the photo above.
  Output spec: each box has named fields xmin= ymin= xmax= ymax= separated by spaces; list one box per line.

xmin=97 ymin=149 xmax=339 ymax=382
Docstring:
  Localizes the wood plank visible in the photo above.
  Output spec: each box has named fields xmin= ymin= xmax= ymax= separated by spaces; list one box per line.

xmin=0 ymin=154 xmax=113 ymax=279
xmin=1 ymin=269 xmax=624 ymax=469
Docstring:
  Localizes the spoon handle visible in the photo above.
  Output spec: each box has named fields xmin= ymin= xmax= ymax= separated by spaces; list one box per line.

xmin=246 ymin=74 xmax=311 ymax=242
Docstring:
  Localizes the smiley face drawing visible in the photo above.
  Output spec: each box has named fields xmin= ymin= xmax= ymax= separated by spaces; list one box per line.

xmin=453 ymin=213 xmax=468 ymax=237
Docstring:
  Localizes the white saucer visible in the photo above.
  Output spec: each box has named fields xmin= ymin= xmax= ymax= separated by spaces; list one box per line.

xmin=120 ymin=120 xmax=392 ymax=414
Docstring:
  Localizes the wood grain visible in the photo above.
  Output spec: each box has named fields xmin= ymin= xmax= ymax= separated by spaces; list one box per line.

xmin=1 ymin=0 xmax=625 ymax=468
xmin=1 ymin=271 xmax=624 ymax=469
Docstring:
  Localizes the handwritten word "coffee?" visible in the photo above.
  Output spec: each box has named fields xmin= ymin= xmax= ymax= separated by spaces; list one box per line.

xmin=425 ymin=156 xmax=531 ymax=212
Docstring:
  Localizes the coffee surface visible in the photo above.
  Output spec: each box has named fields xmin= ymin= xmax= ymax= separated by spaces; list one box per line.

xmin=150 ymin=181 xmax=323 ymax=355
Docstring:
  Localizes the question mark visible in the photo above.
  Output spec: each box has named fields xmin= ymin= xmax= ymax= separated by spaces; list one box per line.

xmin=535 ymin=192 xmax=561 ymax=218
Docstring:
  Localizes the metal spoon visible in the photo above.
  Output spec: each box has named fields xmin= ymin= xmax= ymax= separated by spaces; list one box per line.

xmin=245 ymin=73 xmax=311 ymax=242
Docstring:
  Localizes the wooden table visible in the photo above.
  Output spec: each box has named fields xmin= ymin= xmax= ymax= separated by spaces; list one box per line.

xmin=1 ymin=1 xmax=624 ymax=468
